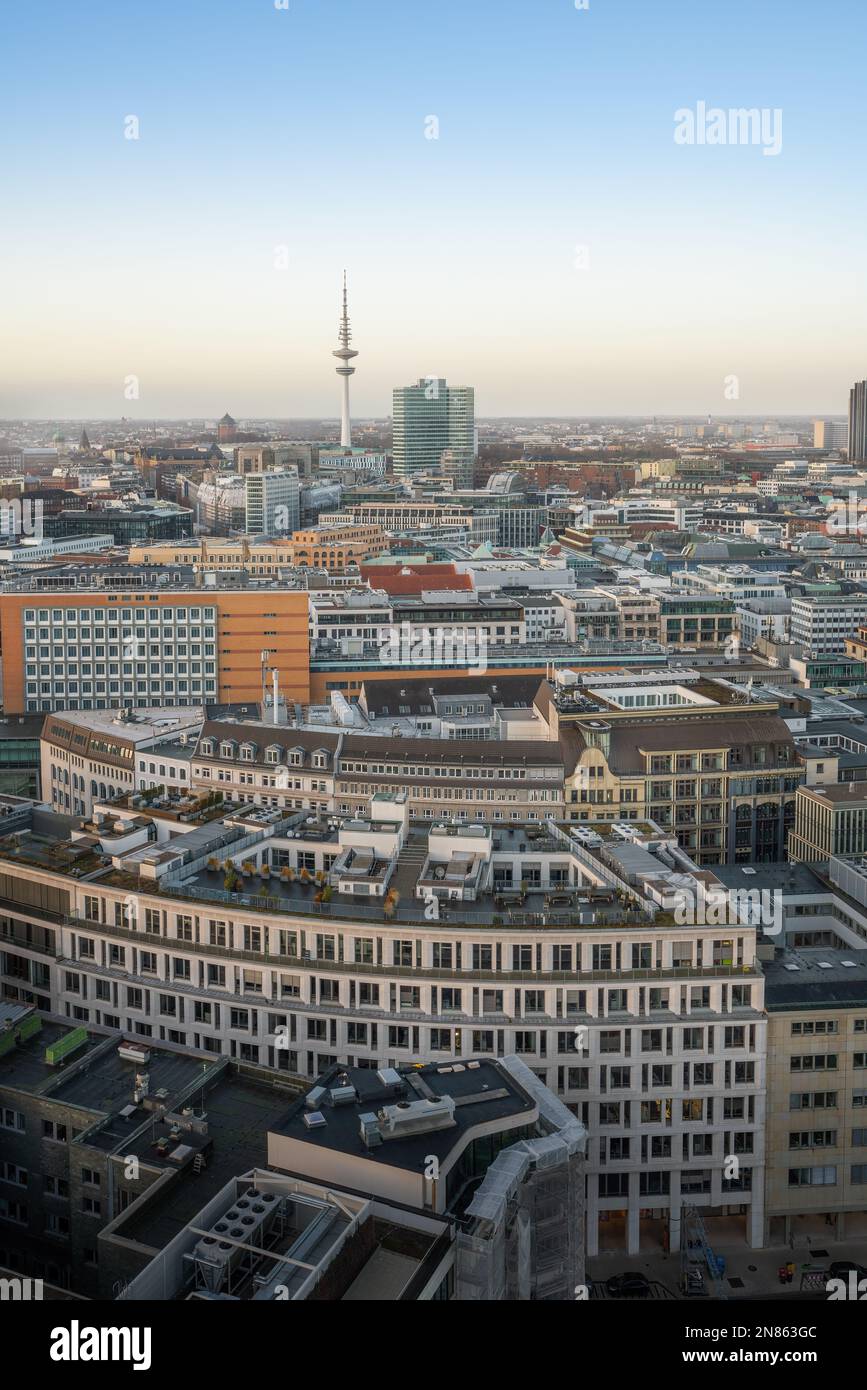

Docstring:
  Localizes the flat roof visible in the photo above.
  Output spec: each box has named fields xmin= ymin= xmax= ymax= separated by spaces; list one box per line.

xmin=117 ymin=1073 xmax=301 ymax=1250
xmin=764 ymin=947 xmax=867 ymax=1010
xmin=712 ymin=863 xmax=827 ymax=896
xmin=800 ymin=781 xmax=867 ymax=805
xmin=271 ymin=1059 xmax=537 ymax=1175
xmin=0 ymin=1020 xmax=103 ymax=1094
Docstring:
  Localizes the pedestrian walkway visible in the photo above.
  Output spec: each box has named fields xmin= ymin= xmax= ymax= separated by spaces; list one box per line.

xmin=588 ymin=1236 xmax=867 ymax=1299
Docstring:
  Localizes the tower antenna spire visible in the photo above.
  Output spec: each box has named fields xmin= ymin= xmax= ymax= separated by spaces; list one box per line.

xmin=333 ymin=269 xmax=358 ymax=448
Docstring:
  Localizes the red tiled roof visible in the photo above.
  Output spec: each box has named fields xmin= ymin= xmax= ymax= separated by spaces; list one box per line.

xmin=359 ymin=562 xmax=473 ymax=595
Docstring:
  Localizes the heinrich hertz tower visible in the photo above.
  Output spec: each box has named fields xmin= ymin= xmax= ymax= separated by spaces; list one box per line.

xmin=332 ymin=271 xmax=358 ymax=448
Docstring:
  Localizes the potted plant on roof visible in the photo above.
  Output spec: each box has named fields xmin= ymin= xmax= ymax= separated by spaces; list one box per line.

xmin=260 ymin=861 xmax=271 ymax=881
xmin=299 ymin=866 xmax=312 ymax=887
xmin=224 ymin=864 xmax=239 ymax=893
xmin=383 ymin=887 xmax=400 ymax=920
xmin=280 ymin=864 xmax=292 ymax=883
xmin=206 ymin=855 xmax=220 ymax=873
xmin=241 ymin=860 xmax=254 ymax=878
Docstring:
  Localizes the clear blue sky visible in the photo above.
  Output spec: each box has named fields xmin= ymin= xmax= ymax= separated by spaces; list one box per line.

xmin=2 ymin=0 xmax=865 ymax=418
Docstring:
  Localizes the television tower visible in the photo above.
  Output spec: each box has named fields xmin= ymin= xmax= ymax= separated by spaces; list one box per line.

xmin=332 ymin=271 xmax=358 ymax=448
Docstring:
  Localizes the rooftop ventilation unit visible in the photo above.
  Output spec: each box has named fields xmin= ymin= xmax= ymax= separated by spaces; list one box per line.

xmin=377 ymin=1096 xmax=457 ymax=1140
xmin=303 ymin=1110 xmax=327 ymax=1130
xmin=191 ymin=1186 xmax=282 ymax=1293
xmin=329 ymin=1085 xmax=357 ymax=1108
xmin=359 ymin=1112 xmax=383 ymax=1148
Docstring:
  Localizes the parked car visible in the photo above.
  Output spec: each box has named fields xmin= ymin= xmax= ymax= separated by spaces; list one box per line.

xmin=606 ymin=1271 xmax=651 ymax=1298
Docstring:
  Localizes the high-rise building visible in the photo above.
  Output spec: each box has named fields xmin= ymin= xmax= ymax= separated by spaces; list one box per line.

xmin=245 ymin=470 xmax=300 ymax=536
xmin=848 ymin=380 xmax=867 ymax=461
xmin=813 ymin=418 xmax=848 ymax=450
xmin=392 ymin=378 xmax=475 ymax=479
xmin=332 ymin=272 xmax=358 ymax=448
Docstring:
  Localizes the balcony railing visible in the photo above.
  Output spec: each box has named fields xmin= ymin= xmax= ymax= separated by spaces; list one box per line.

xmin=61 ymin=916 xmax=762 ymax=986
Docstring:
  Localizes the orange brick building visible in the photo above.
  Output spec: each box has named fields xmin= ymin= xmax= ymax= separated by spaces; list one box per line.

xmin=0 ymin=587 xmax=310 ymax=714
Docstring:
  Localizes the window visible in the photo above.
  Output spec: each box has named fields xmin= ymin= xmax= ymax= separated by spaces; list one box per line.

xmin=791 ymin=1054 xmax=838 ymax=1072
xmin=788 ymin=1166 xmax=837 ymax=1187
xmin=44 ymin=1211 xmax=70 ymax=1238
xmin=789 ymin=1131 xmax=836 ymax=1150
xmin=0 ymin=1199 xmax=28 ymax=1226
xmin=791 ymin=1091 xmax=838 ymax=1110
xmin=640 ymin=1171 xmax=670 ymax=1196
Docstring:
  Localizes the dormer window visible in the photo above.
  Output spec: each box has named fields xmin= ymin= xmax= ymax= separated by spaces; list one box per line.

xmin=290 ymin=750 xmax=303 ymax=767
xmin=239 ymin=743 xmax=256 ymax=762
xmin=265 ymin=746 xmax=282 ymax=765
xmin=199 ymin=738 xmax=215 ymax=757
xmin=219 ymin=740 xmax=236 ymax=759
xmin=313 ymin=751 xmax=328 ymax=769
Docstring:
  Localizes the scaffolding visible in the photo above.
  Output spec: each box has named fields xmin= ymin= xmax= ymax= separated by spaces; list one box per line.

xmin=455 ymin=1056 xmax=586 ymax=1301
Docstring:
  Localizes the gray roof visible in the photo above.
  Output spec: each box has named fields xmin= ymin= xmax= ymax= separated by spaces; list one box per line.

xmin=360 ymin=673 xmax=547 ymax=718
xmin=271 ymin=1059 xmax=536 ymax=1175
xmin=604 ymin=714 xmax=795 ymax=774
xmin=713 ymin=863 xmax=826 ymax=896
xmin=764 ymin=947 xmax=867 ymax=1010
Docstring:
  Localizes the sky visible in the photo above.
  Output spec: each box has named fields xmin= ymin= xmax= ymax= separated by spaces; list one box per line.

xmin=1 ymin=0 xmax=865 ymax=420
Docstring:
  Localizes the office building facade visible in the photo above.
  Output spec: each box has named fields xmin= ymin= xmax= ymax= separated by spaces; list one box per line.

xmin=392 ymin=379 xmax=475 ymax=479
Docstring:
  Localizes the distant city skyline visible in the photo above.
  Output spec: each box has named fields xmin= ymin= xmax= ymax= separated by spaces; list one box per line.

xmin=2 ymin=0 xmax=866 ymax=417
